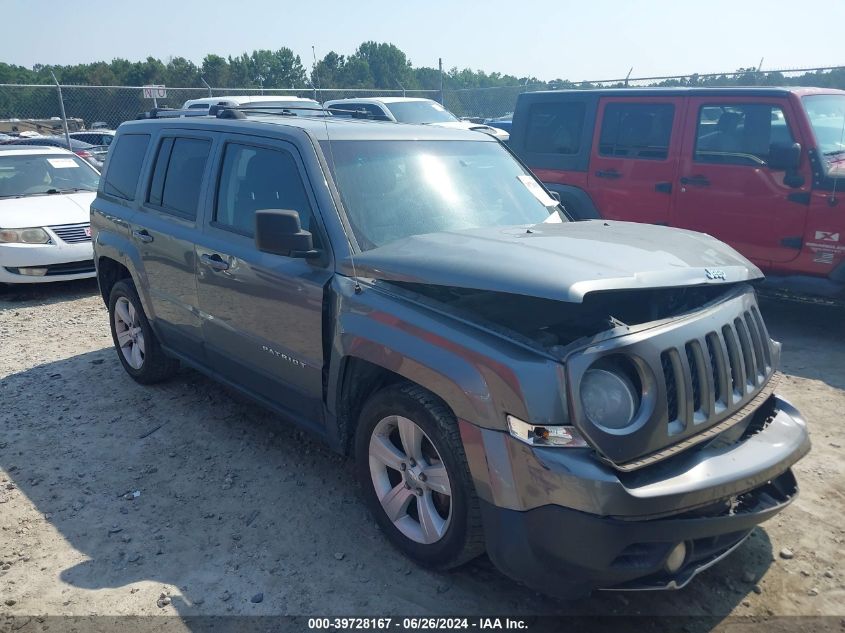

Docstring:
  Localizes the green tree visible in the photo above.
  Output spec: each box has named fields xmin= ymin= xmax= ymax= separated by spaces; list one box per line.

xmin=201 ymin=54 xmax=230 ymax=87
xmin=349 ymin=42 xmax=413 ymax=89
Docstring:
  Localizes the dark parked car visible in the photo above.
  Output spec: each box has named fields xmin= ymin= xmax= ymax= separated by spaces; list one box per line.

xmin=91 ymin=107 xmax=809 ymax=598
xmin=70 ymin=130 xmax=115 ymax=147
xmin=2 ymin=136 xmax=103 ymax=169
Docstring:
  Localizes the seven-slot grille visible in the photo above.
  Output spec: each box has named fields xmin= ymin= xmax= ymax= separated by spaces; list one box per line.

xmin=660 ymin=305 xmax=773 ymax=436
xmin=49 ymin=223 xmax=91 ymax=244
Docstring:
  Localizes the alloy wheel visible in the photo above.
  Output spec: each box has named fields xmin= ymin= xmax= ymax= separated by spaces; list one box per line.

xmin=113 ymin=296 xmax=145 ymax=370
xmin=368 ymin=415 xmax=453 ymax=545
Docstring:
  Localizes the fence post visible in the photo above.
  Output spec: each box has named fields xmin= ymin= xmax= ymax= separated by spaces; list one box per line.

xmin=49 ymin=71 xmax=72 ymax=150
xmin=439 ymin=58 xmax=444 ymax=106
xmin=201 ymin=77 xmax=212 ymax=97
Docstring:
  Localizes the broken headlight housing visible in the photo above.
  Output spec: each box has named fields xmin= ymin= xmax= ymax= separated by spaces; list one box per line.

xmin=507 ymin=415 xmax=588 ymax=448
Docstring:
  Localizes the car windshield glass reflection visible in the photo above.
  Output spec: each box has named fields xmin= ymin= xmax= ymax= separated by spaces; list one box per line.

xmin=323 ymin=140 xmax=562 ymax=250
xmin=0 ymin=154 xmax=100 ymax=198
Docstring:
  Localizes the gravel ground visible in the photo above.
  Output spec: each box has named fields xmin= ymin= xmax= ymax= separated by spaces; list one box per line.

xmin=0 ymin=279 xmax=843 ymax=626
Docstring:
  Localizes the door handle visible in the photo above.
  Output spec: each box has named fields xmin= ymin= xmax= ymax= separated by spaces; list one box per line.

xmin=655 ymin=182 xmax=672 ymax=194
xmin=680 ymin=175 xmax=710 ymax=187
xmin=200 ymin=253 xmax=230 ymax=271
xmin=131 ymin=229 xmax=153 ymax=243
xmin=595 ymin=169 xmax=622 ymax=179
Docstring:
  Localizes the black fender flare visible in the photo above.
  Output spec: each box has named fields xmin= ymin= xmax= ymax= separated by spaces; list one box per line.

xmin=545 ymin=184 xmax=600 ymax=220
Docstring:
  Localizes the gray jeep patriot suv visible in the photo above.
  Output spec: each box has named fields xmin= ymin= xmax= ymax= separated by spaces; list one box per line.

xmin=91 ymin=107 xmax=810 ymax=598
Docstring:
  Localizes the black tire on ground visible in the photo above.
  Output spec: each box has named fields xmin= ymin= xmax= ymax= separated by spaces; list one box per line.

xmin=354 ymin=382 xmax=485 ymax=570
xmin=107 ymin=279 xmax=178 ymax=384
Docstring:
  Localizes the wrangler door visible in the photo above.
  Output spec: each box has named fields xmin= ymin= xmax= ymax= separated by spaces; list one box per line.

xmin=586 ymin=97 xmax=682 ymax=225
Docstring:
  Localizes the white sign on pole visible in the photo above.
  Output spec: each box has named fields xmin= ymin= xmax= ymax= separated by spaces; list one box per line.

xmin=142 ymin=85 xmax=167 ymax=99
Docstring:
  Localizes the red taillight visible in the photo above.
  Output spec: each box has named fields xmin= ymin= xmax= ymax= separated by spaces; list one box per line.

xmin=75 ymin=150 xmax=92 ymax=158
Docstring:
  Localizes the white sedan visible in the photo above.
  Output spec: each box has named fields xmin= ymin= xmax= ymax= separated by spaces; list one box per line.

xmin=0 ymin=146 xmax=99 ymax=284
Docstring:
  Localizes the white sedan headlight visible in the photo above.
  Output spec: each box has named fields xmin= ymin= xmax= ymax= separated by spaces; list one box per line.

xmin=0 ymin=227 xmax=51 ymax=244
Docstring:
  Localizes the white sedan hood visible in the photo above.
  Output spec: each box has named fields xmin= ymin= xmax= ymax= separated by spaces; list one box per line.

xmin=0 ymin=191 xmax=95 ymax=228
xmin=428 ymin=120 xmax=509 ymax=140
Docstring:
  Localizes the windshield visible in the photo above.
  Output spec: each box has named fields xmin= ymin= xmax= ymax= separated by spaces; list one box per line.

xmin=385 ymin=101 xmax=459 ymax=124
xmin=0 ymin=154 xmax=100 ymax=198
xmin=802 ymin=94 xmax=845 ymax=156
xmin=323 ymin=140 xmax=562 ymax=250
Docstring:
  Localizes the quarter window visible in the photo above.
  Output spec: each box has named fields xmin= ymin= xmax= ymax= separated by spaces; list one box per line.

xmin=599 ymin=103 xmax=674 ymax=160
xmin=524 ymin=102 xmax=586 ymax=155
xmin=695 ymin=104 xmax=795 ymax=166
xmin=147 ymin=137 xmax=211 ymax=219
xmin=103 ymin=133 xmax=150 ymax=200
xmin=214 ymin=143 xmax=316 ymax=239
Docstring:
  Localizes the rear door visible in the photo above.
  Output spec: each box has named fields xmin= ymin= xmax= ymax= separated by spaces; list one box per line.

xmin=132 ymin=132 xmax=215 ymax=361
xmin=587 ymin=97 xmax=683 ymax=225
xmin=673 ymin=97 xmax=810 ymax=264
xmin=195 ymin=133 xmax=332 ymax=427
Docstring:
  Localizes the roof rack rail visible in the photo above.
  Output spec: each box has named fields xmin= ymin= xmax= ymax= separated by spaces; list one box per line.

xmin=136 ymin=107 xmax=208 ymax=120
xmin=134 ymin=104 xmax=375 ymax=121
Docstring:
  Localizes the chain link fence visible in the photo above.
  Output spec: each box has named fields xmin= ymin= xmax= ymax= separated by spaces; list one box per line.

xmin=0 ymin=85 xmax=439 ymax=132
xmin=2 ymin=65 xmax=845 ymax=133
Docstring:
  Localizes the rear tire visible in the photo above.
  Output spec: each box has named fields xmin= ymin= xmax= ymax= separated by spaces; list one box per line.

xmin=108 ymin=279 xmax=177 ymax=384
xmin=354 ymin=382 xmax=485 ymax=570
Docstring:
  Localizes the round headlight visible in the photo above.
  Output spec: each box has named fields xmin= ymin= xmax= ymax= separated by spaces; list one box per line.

xmin=579 ymin=367 xmax=639 ymax=431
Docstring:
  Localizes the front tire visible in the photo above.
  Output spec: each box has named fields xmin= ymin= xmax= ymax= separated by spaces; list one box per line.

xmin=108 ymin=279 xmax=177 ymax=384
xmin=354 ymin=382 xmax=484 ymax=569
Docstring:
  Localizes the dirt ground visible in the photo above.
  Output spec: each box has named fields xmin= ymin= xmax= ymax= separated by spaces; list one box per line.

xmin=0 ymin=279 xmax=843 ymax=628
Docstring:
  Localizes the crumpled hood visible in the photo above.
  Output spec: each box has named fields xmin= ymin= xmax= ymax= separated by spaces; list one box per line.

xmin=0 ymin=192 xmax=95 ymax=228
xmin=344 ymin=220 xmax=762 ymax=303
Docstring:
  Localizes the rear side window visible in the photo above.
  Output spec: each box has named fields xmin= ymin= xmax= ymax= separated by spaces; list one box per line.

xmin=103 ymin=133 xmax=150 ymax=200
xmin=695 ymin=104 xmax=795 ymax=166
xmin=599 ymin=103 xmax=674 ymax=160
xmin=214 ymin=143 xmax=317 ymax=239
xmin=524 ymin=102 xmax=586 ymax=155
xmin=329 ymin=104 xmax=390 ymax=120
xmin=147 ymin=137 xmax=211 ymax=219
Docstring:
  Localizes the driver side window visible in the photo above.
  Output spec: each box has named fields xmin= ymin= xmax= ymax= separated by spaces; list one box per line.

xmin=214 ymin=143 xmax=319 ymax=244
xmin=695 ymin=104 xmax=794 ymax=166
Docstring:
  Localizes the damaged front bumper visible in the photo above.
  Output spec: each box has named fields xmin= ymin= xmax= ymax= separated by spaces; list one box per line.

xmin=460 ymin=395 xmax=809 ymax=598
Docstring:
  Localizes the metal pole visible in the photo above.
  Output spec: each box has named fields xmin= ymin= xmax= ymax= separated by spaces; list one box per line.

xmin=311 ymin=45 xmax=319 ymax=101
xmin=201 ymin=76 xmax=212 ymax=97
xmin=438 ymin=58 xmax=444 ymax=105
xmin=49 ymin=70 xmax=72 ymax=150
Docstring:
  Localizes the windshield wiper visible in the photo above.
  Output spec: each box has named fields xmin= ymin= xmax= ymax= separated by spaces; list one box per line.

xmin=45 ymin=187 xmax=91 ymax=194
xmin=823 ymin=150 xmax=845 ymax=157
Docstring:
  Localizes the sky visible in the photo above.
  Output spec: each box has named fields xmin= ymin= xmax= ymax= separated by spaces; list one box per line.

xmin=3 ymin=0 xmax=844 ymax=83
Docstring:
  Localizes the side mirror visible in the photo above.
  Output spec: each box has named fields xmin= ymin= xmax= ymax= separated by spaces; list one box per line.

xmin=255 ymin=209 xmax=318 ymax=258
xmin=768 ymin=141 xmax=801 ymax=171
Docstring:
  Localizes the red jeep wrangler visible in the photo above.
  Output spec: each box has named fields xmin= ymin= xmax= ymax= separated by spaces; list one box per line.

xmin=510 ymin=87 xmax=845 ymax=301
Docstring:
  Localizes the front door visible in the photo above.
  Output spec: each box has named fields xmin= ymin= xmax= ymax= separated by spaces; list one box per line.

xmin=133 ymin=133 xmax=215 ymax=361
xmin=195 ymin=134 xmax=332 ymax=427
xmin=673 ymin=98 xmax=810 ymax=264
xmin=587 ymin=97 xmax=682 ymax=225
